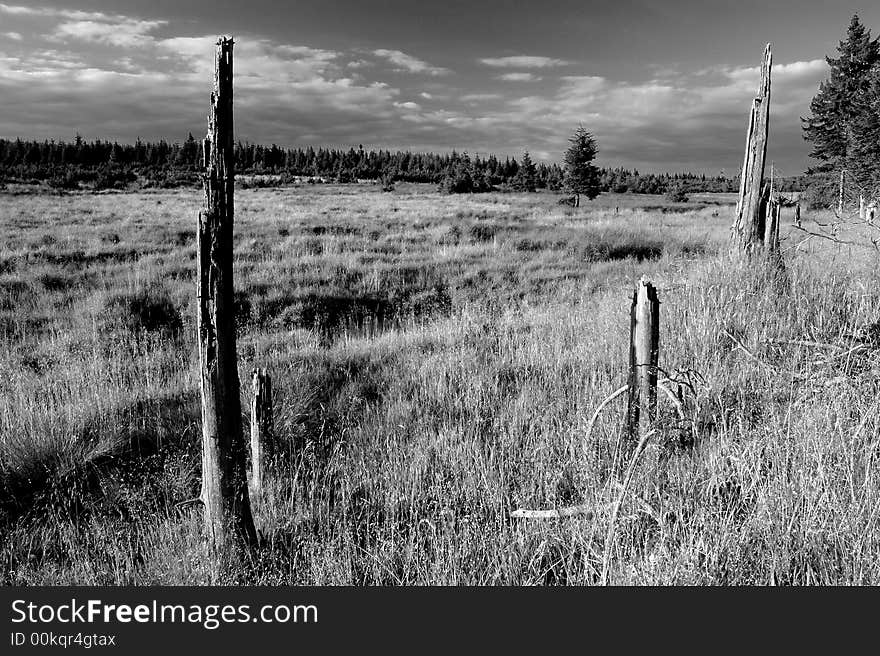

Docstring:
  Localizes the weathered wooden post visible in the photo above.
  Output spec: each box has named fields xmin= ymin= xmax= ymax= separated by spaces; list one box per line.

xmin=198 ymin=36 xmax=258 ymax=554
xmin=626 ymin=278 xmax=659 ymax=440
xmin=794 ymin=202 xmax=801 ymax=227
xmin=249 ymin=368 xmax=273 ymax=516
xmin=859 ymin=193 xmax=866 ymax=219
xmin=732 ymin=44 xmax=772 ymax=252
xmin=838 ymin=169 xmax=845 ymax=216
xmin=764 ymin=199 xmax=780 ymax=252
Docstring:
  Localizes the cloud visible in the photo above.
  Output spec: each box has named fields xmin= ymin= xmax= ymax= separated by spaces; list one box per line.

xmin=480 ymin=55 xmax=569 ymax=68
xmin=0 ymin=3 xmax=121 ymax=20
xmin=3 ymin=31 xmax=22 ymax=40
xmin=498 ymin=72 xmax=541 ymax=82
xmin=52 ymin=18 xmax=167 ymax=48
xmin=372 ymin=48 xmax=449 ymax=76
xmin=0 ymin=9 xmax=401 ymax=146
xmin=0 ymin=3 xmax=831 ymax=172
xmin=460 ymin=93 xmax=501 ymax=103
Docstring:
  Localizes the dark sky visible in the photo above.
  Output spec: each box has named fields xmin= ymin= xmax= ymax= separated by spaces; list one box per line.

xmin=2 ymin=1 xmax=879 ymax=173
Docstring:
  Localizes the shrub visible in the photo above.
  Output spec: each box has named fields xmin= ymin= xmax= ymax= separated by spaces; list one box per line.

xmin=94 ymin=165 xmax=137 ymax=191
xmin=801 ymin=177 xmax=838 ymax=210
xmin=468 ymin=223 xmax=499 ymax=242
xmin=665 ymin=184 xmax=689 ymax=203
xmin=101 ymin=288 xmax=182 ymax=336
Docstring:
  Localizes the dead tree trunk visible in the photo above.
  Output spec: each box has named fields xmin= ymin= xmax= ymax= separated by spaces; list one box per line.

xmin=626 ymin=279 xmax=659 ymax=440
xmin=249 ymin=368 xmax=273 ymax=519
xmin=838 ymin=169 xmax=845 ymax=216
xmin=198 ymin=37 xmax=257 ymax=555
xmin=794 ymin=202 xmax=801 ymax=227
xmin=733 ymin=44 xmax=772 ymax=253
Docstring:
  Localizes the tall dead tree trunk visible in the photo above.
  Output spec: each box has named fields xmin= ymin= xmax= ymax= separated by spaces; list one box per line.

xmin=198 ymin=37 xmax=257 ymax=555
xmin=626 ymin=278 xmax=659 ymax=440
xmin=733 ymin=44 xmax=772 ymax=253
xmin=838 ymin=169 xmax=845 ymax=216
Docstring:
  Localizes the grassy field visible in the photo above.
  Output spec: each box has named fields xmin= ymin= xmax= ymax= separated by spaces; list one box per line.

xmin=2 ymin=183 xmax=880 ymax=584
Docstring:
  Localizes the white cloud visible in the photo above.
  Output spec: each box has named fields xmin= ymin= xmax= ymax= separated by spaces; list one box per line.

xmin=372 ymin=48 xmax=449 ymax=76
xmin=498 ymin=72 xmax=541 ymax=82
xmin=3 ymin=31 xmax=22 ymax=40
xmin=460 ymin=93 xmax=501 ymax=103
xmin=419 ymin=92 xmax=432 ymax=99
xmin=0 ymin=3 xmax=121 ymax=21
xmin=480 ymin=55 xmax=569 ymax=68
xmin=53 ymin=18 xmax=167 ymax=48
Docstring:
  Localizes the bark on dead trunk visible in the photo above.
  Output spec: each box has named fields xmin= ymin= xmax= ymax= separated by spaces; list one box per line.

xmin=733 ymin=44 xmax=772 ymax=253
xmin=249 ymin=368 xmax=273 ymax=523
xmin=198 ymin=37 xmax=257 ymax=556
xmin=626 ymin=278 xmax=659 ymax=440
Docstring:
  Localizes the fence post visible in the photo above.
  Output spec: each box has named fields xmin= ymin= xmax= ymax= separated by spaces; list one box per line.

xmin=626 ymin=278 xmax=659 ymax=440
xmin=198 ymin=36 xmax=257 ymax=555
xmin=764 ymin=198 xmax=780 ymax=252
xmin=250 ymin=368 xmax=273 ymax=517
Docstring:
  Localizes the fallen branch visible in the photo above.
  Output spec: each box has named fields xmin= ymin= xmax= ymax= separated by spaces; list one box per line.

xmin=584 ymin=385 xmax=629 ymax=443
xmin=601 ymin=429 xmax=655 ymax=586
xmin=723 ymin=328 xmax=775 ymax=371
xmin=510 ymin=505 xmax=599 ymax=520
xmin=657 ymin=380 xmax=685 ymax=421
xmin=174 ymin=497 xmax=203 ymax=510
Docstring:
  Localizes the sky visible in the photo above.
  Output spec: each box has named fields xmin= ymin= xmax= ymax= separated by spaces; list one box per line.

xmin=1 ymin=1 xmax=880 ymax=174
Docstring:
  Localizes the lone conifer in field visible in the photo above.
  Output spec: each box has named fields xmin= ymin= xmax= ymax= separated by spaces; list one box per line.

xmin=563 ymin=126 xmax=600 ymax=206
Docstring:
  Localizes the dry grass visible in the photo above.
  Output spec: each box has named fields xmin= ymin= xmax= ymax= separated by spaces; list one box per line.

xmin=2 ymin=183 xmax=879 ymax=584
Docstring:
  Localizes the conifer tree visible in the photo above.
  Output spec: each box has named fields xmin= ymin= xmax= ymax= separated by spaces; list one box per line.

xmin=563 ymin=126 xmax=600 ymax=206
xmin=511 ymin=150 xmax=537 ymax=192
xmin=803 ymin=14 xmax=880 ymax=173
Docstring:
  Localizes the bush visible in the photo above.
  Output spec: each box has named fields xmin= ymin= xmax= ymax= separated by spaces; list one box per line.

xmin=101 ymin=288 xmax=182 ymax=336
xmin=94 ymin=165 xmax=137 ymax=191
xmin=665 ymin=184 xmax=689 ymax=203
xmin=801 ymin=177 xmax=838 ymax=210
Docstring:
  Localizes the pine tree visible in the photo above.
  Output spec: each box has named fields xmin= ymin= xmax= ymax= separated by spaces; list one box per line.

xmin=511 ymin=150 xmax=537 ymax=192
xmin=563 ymin=126 xmax=600 ymax=206
xmin=849 ymin=66 xmax=880 ymax=190
xmin=803 ymin=14 xmax=880 ymax=173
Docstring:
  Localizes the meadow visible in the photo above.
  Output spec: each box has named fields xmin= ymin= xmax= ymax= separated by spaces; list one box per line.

xmin=2 ymin=182 xmax=880 ymax=584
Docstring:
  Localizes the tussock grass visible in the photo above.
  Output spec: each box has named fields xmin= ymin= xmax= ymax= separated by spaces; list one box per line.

xmin=2 ymin=186 xmax=879 ymax=584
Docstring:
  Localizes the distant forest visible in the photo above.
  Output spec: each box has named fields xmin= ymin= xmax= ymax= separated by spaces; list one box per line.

xmin=0 ymin=135 xmax=807 ymax=194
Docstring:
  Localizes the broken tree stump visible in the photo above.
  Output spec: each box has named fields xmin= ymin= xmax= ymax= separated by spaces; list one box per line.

xmin=198 ymin=36 xmax=258 ymax=555
xmin=249 ymin=368 xmax=273 ymax=517
xmin=733 ymin=43 xmax=772 ymax=253
xmin=626 ymin=278 xmax=659 ymax=440
xmin=764 ymin=195 xmax=780 ymax=252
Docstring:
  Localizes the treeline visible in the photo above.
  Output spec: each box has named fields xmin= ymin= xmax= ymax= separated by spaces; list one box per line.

xmin=0 ymin=135 xmax=803 ymax=193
